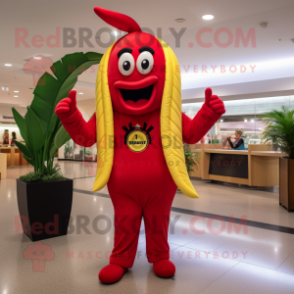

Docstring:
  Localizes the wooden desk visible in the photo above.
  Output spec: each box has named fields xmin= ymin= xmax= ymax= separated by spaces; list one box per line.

xmin=250 ymin=149 xmax=285 ymax=186
xmin=188 ymin=144 xmax=285 ymax=187
xmin=0 ymin=147 xmax=29 ymax=167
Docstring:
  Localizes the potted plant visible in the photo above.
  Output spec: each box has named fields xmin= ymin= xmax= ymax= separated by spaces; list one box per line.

xmin=262 ymin=106 xmax=294 ymax=211
xmin=13 ymin=52 xmax=103 ymax=241
xmin=184 ymin=144 xmax=200 ymax=176
xmin=64 ymin=140 xmax=74 ymax=159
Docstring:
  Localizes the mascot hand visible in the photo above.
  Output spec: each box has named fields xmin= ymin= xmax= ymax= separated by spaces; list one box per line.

xmin=55 ymin=90 xmax=77 ymax=118
xmin=205 ymin=88 xmax=225 ymax=115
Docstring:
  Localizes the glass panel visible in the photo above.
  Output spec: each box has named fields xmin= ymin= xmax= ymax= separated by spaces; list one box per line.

xmin=182 ymin=95 xmax=294 ymax=149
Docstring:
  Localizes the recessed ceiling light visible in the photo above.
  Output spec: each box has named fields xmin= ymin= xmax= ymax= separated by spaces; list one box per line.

xmin=260 ymin=22 xmax=268 ymax=29
xmin=14 ymin=95 xmax=18 ymax=97
xmin=14 ymin=90 xmax=19 ymax=93
xmin=78 ymin=92 xmax=83 ymax=94
xmin=4 ymin=63 xmax=12 ymax=67
xmin=202 ymin=15 xmax=214 ymax=20
xmin=175 ymin=18 xmax=186 ymax=23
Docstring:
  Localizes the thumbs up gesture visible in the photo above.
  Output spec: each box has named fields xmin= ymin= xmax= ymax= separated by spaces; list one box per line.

xmin=55 ymin=90 xmax=77 ymax=119
xmin=204 ymin=88 xmax=225 ymax=115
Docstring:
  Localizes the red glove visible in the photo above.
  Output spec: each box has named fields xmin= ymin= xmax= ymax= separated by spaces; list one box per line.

xmin=204 ymin=88 xmax=225 ymax=115
xmin=55 ymin=90 xmax=77 ymax=119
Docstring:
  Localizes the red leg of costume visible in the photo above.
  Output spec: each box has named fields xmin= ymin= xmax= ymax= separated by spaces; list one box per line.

xmin=108 ymin=183 xmax=143 ymax=268
xmin=107 ymin=158 xmax=177 ymax=269
xmin=143 ymin=181 xmax=177 ymax=264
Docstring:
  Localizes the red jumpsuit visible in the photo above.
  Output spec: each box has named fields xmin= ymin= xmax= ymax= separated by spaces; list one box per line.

xmin=59 ymin=103 xmax=220 ymax=268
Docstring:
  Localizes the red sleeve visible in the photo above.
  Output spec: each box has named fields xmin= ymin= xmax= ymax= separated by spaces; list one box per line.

xmin=60 ymin=110 xmax=96 ymax=147
xmin=182 ymin=104 xmax=222 ymax=144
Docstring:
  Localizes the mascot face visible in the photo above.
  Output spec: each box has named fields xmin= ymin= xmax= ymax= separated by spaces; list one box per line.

xmin=108 ymin=32 xmax=166 ymax=115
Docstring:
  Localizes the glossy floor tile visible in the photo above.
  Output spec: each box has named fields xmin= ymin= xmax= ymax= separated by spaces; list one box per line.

xmin=1 ymin=162 xmax=294 ymax=293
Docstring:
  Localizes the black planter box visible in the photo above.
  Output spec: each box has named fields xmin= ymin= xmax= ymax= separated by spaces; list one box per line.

xmin=16 ymin=179 xmax=73 ymax=241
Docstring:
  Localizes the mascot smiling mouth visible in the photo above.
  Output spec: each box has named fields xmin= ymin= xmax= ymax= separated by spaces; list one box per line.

xmin=114 ymin=75 xmax=158 ymax=108
xmin=120 ymin=84 xmax=153 ymax=103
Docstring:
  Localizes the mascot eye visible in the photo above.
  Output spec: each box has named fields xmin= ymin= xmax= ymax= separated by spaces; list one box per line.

xmin=136 ymin=51 xmax=154 ymax=75
xmin=118 ymin=53 xmax=135 ymax=76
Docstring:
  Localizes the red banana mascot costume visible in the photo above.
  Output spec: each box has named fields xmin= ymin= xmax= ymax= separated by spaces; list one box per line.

xmin=55 ymin=7 xmax=225 ymax=284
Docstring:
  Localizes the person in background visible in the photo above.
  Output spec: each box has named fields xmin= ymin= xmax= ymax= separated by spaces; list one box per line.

xmin=227 ymin=129 xmax=245 ymax=150
xmin=11 ymin=132 xmax=17 ymax=146
xmin=2 ymin=129 xmax=9 ymax=145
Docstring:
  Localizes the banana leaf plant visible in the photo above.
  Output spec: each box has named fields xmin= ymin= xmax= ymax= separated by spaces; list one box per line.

xmin=12 ymin=52 xmax=103 ymax=178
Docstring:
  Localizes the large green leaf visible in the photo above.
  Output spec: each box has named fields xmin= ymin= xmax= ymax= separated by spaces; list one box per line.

xmin=25 ymin=107 xmax=45 ymax=153
xmin=22 ymin=154 xmax=35 ymax=166
xmin=13 ymin=139 xmax=34 ymax=160
xmin=11 ymin=108 xmax=27 ymax=141
xmin=54 ymin=125 xmax=71 ymax=149
xmin=11 ymin=108 xmax=34 ymax=154
xmin=30 ymin=52 xmax=103 ymax=136
xmin=49 ymin=125 xmax=71 ymax=158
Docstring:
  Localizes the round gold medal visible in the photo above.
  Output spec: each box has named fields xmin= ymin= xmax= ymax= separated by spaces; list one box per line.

xmin=126 ymin=130 xmax=148 ymax=152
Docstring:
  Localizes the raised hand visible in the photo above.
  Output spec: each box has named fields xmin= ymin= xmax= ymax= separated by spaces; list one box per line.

xmin=204 ymin=88 xmax=225 ymax=115
xmin=55 ymin=90 xmax=77 ymax=118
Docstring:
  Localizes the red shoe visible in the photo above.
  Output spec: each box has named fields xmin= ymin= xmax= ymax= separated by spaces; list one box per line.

xmin=153 ymin=260 xmax=176 ymax=278
xmin=98 ymin=264 xmax=127 ymax=284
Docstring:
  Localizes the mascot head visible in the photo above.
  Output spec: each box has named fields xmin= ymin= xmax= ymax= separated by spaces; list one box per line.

xmin=93 ymin=7 xmax=198 ymax=199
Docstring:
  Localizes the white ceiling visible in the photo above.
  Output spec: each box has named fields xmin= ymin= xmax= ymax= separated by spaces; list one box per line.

xmin=0 ymin=0 xmax=294 ymax=107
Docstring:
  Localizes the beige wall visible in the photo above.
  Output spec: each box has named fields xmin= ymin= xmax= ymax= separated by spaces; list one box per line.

xmin=77 ymin=99 xmax=95 ymax=119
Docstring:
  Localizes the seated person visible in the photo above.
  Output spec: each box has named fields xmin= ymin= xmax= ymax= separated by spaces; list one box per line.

xmin=227 ymin=129 xmax=245 ymax=150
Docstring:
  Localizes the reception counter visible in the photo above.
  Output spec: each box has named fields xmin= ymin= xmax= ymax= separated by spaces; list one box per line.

xmin=0 ymin=147 xmax=29 ymax=167
xmin=188 ymin=144 xmax=285 ymax=187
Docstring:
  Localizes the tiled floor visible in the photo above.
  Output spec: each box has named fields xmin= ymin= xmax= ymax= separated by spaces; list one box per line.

xmin=1 ymin=161 xmax=294 ymax=293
